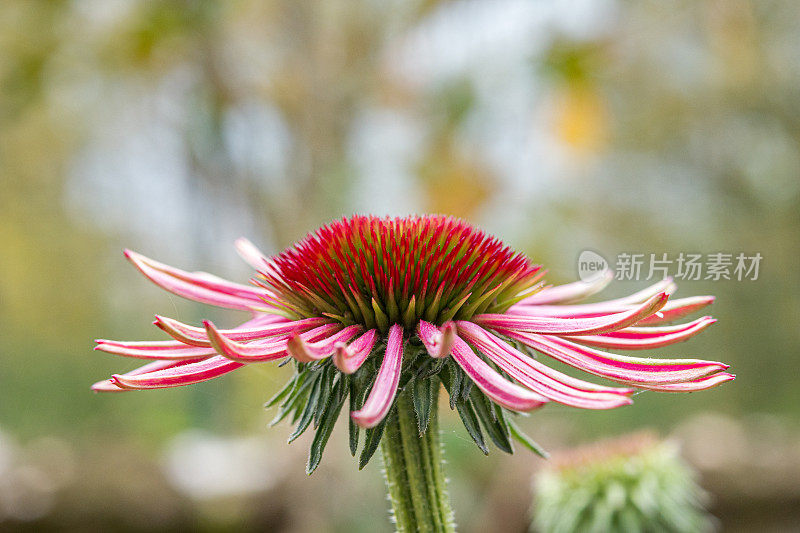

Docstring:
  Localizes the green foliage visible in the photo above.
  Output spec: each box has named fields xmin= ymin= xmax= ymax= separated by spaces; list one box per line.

xmin=268 ymin=339 xmax=547 ymax=473
xmin=532 ymin=440 xmax=715 ymax=533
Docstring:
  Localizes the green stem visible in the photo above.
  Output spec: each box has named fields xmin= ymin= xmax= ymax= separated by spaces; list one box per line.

xmin=381 ymin=386 xmax=455 ymax=533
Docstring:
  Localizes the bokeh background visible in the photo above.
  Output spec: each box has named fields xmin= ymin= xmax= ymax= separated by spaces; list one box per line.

xmin=1 ymin=0 xmax=799 ymax=531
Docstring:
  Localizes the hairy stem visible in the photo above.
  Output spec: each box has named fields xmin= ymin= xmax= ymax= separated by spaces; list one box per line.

xmin=381 ymin=385 xmax=455 ymax=532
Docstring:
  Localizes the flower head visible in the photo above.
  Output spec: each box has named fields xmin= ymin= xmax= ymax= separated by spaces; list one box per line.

xmin=532 ymin=433 xmax=716 ymax=533
xmin=93 ymin=215 xmax=733 ymax=472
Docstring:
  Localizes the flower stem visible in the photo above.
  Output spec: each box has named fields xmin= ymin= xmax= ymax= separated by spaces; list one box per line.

xmin=381 ymin=385 xmax=455 ymax=532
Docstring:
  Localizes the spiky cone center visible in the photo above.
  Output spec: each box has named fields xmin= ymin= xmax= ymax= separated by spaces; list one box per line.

xmin=257 ymin=215 xmax=543 ymax=331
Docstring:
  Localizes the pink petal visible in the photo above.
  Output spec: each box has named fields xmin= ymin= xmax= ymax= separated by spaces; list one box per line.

xmin=93 ymin=314 xmax=282 ymax=360
xmin=234 ymin=237 xmax=269 ymax=270
xmin=333 ymin=330 xmax=378 ymax=374
xmin=475 ymin=292 xmax=668 ymax=335
xmin=246 ymin=313 xmax=293 ymax=326
xmin=287 ymin=325 xmax=362 ymax=363
xmin=111 ymin=355 xmax=244 ymax=389
xmin=449 ymin=335 xmax=547 ymax=412
xmin=91 ymin=380 xmax=129 ymax=392
xmin=634 ymin=372 xmax=735 ymax=392
xmin=154 ymin=315 xmax=324 ymax=347
xmin=204 ymin=322 xmax=288 ymax=363
xmin=525 ymin=276 xmax=676 ymax=310
xmin=562 ymin=316 xmax=716 ymax=350
xmin=511 ymin=293 xmax=709 ymax=323
xmin=124 ymin=249 xmax=272 ymax=311
xmin=521 ymin=270 xmax=614 ymax=305
xmin=638 ymin=296 xmax=715 ymax=324
xmin=417 ymin=320 xmax=456 ymax=358
xmin=92 ymin=358 xmax=206 ymax=392
xmin=351 ymin=324 xmax=404 ymax=428
xmin=512 ymin=278 xmax=677 ymax=317
xmin=456 ymin=321 xmax=632 ymax=409
xmin=499 ymin=329 xmax=729 ymax=385
xmin=205 ymin=322 xmax=339 ymax=362
xmin=94 ymin=340 xmax=215 ymax=360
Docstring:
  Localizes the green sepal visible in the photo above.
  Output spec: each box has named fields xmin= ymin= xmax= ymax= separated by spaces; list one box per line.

xmin=358 ymin=416 xmax=388 ymax=470
xmin=470 ymin=388 xmax=513 ymax=454
xmin=313 ymin=365 xmax=336 ymax=429
xmin=454 ymin=398 xmax=488 ymax=455
xmin=264 ymin=373 xmax=298 ymax=409
xmin=306 ymin=377 xmax=348 ymax=475
xmin=416 ymin=357 xmax=447 ymax=381
xmin=287 ymin=371 xmax=324 ymax=443
xmin=507 ymin=418 xmax=549 ymax=459
xmin=412 ymin=377 xmax=435 ymax=436
xmin=270 ymin=372 xmax=315 ymax=427
xmin=448 ymin=364 xmax=464 ymax=410
xmin=348 ymin=378 xmax=362 ymax=456
xmin=494 ymin=402 xmax=512 ymax=435
xmin=459 ymin=376 xmax=473 ymax=403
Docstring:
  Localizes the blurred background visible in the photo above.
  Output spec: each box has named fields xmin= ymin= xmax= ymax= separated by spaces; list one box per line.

xmin=1 ymin=0 xmax=798 ymax=531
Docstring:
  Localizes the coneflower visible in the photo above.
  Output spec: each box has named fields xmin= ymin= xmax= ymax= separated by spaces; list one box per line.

xmin=532 ymin=433 xmax=716 ymax=533
xmin=93 ymin=215 xmax=732 ymax=532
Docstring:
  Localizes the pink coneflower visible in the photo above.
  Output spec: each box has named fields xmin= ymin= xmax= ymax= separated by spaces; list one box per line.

xmin=93 ymin=215 xmax=732 ymax=473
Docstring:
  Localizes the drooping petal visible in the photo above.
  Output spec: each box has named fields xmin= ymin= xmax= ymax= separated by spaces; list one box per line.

xmin=417 ymin=320 xmax=456 ymax=358
xmin=521 ymin=270 xmax=614 ymax=305
xmin=94 ymin=314 xmax=283 ymax=360
xmin=456 ymin=321 xmax=633 ymax=410
xmin=125 ymin=249 xmax=272 ymax=311
xmin=609 ymin=277 xmax=677 ymax=303
xmin=449 ymin=335 xmax=547 ymax=412
xmin=94 ymin=340 xmax=215 ymax=360
xmin=234 ymin=237 xmax=269 ymax=271
xmin=92 ymin=359 xmax=204 ymax=392
xmin=633 ymin=372 xmax=735 ymax=392
xmin=638 ymin=296 xmax=715 ymax=325
xmin=246 ymin=313 xmax=293 ymax=326
xmin=333 ymin=329 xmax=378 ymax=374
xmin=154 ymin=315 xmax=325 ymax=347
xmin=204 ymin=322 xmax=288 ymax=363
xmin=511 ymin=293 xmax=709 ymax=323
xmin=91 ymin=380 xmax=127 ymax=393
xmin=475 ymin=292 xmax=668 ymax=336
xmin=499 ymin=329 xmax=729 ymax=386
xmin=351 ymin=324 xmax=404 ymax=428
xmin=111 ymin=355 xmax=244 ymax=389
xmin=205 ymin=322 xmax=339 ymax=362
xmin=287 ymin=325 xmax=362 ymax=363
xmin=563 ymin=316 xmax=717 ymax=350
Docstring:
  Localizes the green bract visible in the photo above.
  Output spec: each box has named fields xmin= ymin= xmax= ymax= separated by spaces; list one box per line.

xmin=532 ymin=435 xmax=715 ymax=533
